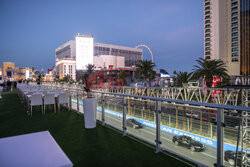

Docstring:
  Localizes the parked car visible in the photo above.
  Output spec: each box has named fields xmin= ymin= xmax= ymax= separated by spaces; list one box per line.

xmin=126 ymin=118 xmax=143 ymax=129
xmin=172 ymin=135 xmax=205 ymax=152
xmin=224 ymin=150 xmax=250 ymax=166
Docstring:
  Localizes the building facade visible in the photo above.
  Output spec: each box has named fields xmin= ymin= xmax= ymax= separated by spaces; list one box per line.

xmin=204 ymin=0 xmax=250 ymax=76
xmin=93 ymin=55 xmax=124 ymax=69
xmin=3 ymin=62 xmax=15 ymax=78
xmin=94 ymin=42 xmax=142 ymax=67
xmin=13 ymin=67 xmax=34 ymax=80
xmin=55 ymin=34 xmax=143 ymax=80
xmin=1 ymin=62 xmax=34 ymax=81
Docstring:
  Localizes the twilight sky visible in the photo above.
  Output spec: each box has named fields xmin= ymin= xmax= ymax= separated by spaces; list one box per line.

xmin=0 ymin=0 xmax=204 ymax=74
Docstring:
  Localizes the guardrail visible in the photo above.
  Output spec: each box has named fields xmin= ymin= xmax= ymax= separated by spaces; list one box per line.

xmin=38 ymin=83 xmax=250 ymax=167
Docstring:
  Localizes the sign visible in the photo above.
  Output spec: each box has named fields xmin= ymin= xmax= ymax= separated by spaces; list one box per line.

xmin=230 ymin=76 xmax=250 ymax=86
xmin=108 ymin=65 xmax=113 ymax=70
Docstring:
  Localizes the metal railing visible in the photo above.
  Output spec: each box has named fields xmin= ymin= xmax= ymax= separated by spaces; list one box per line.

xmin=38 ymin=83 xmax=250 ymax=167
xmin=40 ymin=82 xmax=250 ymax=107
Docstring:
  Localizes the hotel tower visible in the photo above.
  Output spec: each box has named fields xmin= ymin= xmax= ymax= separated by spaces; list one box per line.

xmin=204 ymin=0 xmax=250 ymax=76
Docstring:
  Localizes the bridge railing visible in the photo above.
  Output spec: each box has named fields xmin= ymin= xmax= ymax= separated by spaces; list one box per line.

xmin=38 ymin=82 xmax=250 ymax=167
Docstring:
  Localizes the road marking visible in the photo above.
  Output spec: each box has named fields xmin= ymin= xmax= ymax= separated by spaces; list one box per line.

xmin=201 ymin=152 xmax=216 ymax=159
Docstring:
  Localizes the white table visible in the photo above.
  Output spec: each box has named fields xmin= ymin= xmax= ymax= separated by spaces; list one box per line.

xmin=0 ymin=131 xmax=73 ymax=167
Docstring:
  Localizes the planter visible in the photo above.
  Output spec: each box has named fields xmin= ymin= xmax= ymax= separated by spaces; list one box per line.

xmin=82 ymin=97 xmax=97 ymax=129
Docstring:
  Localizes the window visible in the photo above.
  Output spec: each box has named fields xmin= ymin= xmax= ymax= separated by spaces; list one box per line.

xmin=63 ymin=65 xmax=66 ymax=76
xmin=232 ymin=2 xmax=238 ymax=7
xmin=232 ymin=12 xmax=238 ymax=17
xmin=232 ymin=52 xmax=238 ymax=57
xmin=232 ymin=17 xmax=238 ymax=22
xmin=205 ymin=7 xmax=210 ymax=10
xmin=232 ymin=7 xmax=238 ymax=12
xmin=205 ymin=24 xmax=210 ymax=28
xmin=205 ymin=38 xmax=210 ymax=42
xmin=232 ymin=48 xmax=238 ymax=52
xmin=205 ymin=51 xmax=210 ymax=55
xmin=68 ymin=65 xmax=72 ymax=74
xmin=205 ymin=20 xmax=211 ymax=24
xmin=205 ymin=29 xmax=210 ymax=33
xmin=232 ymin=22 xmax=238 ymax=27
xmin=232 ymin=32 xmax=238 ymax=37
xmin=205 ymin=33 xmax=210 ymax=37
xmin=232 ymin=37 xmax=238 ymax=42
xmin=205 ymin=2 xmax=210 ymax=6
xmin=205 ymin=11 xmax=210 ymax=15
xmin=205 ymin=42 xmax=210 ymax=46
xmin=205 ymin=15 xmax=210 ymax=19
xmin=232 ymin=27 xmax=238 ymax=32
xmin=232 ymin=42 xmax=238 ymax=47
xmin=232 ymin=58 xmax=238 ymax=62
xmin=205 ymin=56 xmax=211 ymax=59
xmin=205 ymin=47 xmax=210 ymax=51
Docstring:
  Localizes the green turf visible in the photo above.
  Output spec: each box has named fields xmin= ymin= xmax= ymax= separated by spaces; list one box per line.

xmin=0 ymin=90 xmax=196 ymax=167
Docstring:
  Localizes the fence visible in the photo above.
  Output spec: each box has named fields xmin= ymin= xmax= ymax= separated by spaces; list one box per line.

xmin=38 ymin=83 xmax=250 ymax=167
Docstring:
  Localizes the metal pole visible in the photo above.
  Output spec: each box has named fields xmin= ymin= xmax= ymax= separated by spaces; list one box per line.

xmin=69 ymin=94 xmax=72 ymax=111
xmin=169 ymin=114 xmax=171 ymax=127
xmin=122 ymin=97 xmax=127 ymax=136
xmin=77 ymin=93 xmax=79 ymax=112
xmin=155 ymin=101 xmax=161 ymax=153
xmin=211 ymin=123 xmax=213 ymax=138
xmin=102 ymin=93 xmax=105 ymax=126
xmin=216 ymin=108 xmax=224 ymax=167
xmin=235 ymin=120 xmax=241 ymax=167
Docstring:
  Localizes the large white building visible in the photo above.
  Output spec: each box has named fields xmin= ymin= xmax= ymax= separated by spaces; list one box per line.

xmin=55 ymin=34 xmax=142 ymax=80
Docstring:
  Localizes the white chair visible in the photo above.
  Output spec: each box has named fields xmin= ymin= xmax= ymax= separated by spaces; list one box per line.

xmin=30 ymin=94 xmax=43 ymax=116
xmin=58 ymin=93 xmax=69 ymax=112
xmin=44 ymin=94 xmax=56 ymax=114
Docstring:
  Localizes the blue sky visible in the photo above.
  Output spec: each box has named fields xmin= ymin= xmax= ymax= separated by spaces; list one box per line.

xmin=0 ymin=0 xmax=204 ymax=74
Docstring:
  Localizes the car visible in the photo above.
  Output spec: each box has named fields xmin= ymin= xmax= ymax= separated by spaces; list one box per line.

xmin=126 ymin=118 xmax=143 ymax=129
xmin=186 ymin=112 xmax=199 ymax=119
xmin=224 ymin=150 xmax=250 ymax=166
xmin=172 ymin=135 xmax=205 ymax=152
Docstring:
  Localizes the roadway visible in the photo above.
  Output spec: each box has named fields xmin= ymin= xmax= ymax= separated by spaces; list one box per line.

xmin=71 ymin=102 xmax=232 ymax=167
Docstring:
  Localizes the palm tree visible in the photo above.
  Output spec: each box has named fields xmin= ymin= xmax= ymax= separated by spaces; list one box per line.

xmin=135 ymin=60 xmax=156 ymax=87
xmin=62 ymin=75 xmax=71 ymax=82
xmin=118 ymin=70 xmax=127 ymax=86
xmin=192 ymin=58 xmax=229 ymax=87
xmin=173 ymin=71 xmax=192 ymax=87
xmin=192 ymin=58 xmax=229 ymax=130
xmin=173 ymin=71 xmax=192 ymax=129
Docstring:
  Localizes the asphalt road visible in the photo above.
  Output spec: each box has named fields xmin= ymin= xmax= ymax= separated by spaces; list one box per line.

xmin=71 ymin=102 xmax=232 ymax=167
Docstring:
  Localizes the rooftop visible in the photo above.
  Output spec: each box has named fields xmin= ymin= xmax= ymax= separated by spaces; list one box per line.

xmin=0 ymin=90 xmax=195 ymax=167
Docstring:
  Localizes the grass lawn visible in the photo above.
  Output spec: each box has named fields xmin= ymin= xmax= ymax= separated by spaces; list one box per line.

xmin=0 ymin=90 xmax=196 ymax=167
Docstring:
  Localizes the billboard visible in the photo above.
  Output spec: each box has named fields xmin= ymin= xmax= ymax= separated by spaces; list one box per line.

xmin=75 ymin=35 xmax=94 ymax=70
